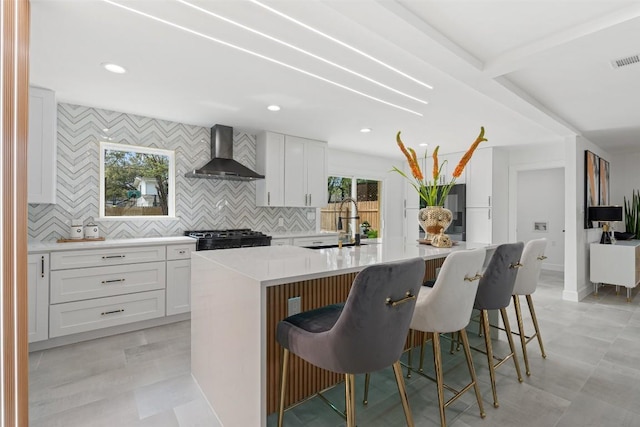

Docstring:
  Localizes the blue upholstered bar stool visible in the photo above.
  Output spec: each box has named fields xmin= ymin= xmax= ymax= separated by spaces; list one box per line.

xmin=474 ymin=242 xmax=524 ymax=408
xmin=512 ymin=238 xmax=548 ymax=376
xmin=276 ymin=258 xmax=426 ymax=427
xmin=406 ymin=248 xmax=487 ymax=427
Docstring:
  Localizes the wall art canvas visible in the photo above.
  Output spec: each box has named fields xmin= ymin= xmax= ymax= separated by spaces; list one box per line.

xmin=599 ymin=157 xmax=610 ymax=205
xmin=585 ymin=150 xmax=599 ymax=229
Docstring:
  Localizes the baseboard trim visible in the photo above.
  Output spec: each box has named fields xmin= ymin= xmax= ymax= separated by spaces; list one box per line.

xmin=29 ymin=312 xmax=190 ymax=352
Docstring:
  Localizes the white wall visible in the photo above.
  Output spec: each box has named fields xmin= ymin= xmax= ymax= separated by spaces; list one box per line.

xmin=610 ymin=150 xmax=640 ymax=221
xmin=564 ymin=136 xmax=611 ymax=302
xmin=327 ymin=148 xmax=405 ymax=241
xmin=515 ymin=168 xmax=565 ymax=271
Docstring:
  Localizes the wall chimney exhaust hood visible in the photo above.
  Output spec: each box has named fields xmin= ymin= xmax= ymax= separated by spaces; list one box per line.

xmin=185 ymin=124 xmax=264 ymax=181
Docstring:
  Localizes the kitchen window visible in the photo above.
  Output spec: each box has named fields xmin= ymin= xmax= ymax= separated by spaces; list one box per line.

xmin=99 ymin=142 xmax=176 ymax=219
xmin=322 ymin=176 xmax=381 ymax=238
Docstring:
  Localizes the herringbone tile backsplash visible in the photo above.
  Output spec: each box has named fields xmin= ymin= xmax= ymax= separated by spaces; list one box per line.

xmin=28 ymin=103 xmax=315 ymax=241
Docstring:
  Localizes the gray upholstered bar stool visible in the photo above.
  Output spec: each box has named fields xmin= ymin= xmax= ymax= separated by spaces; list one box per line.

xmin=473 ymin=241 xmax=524 ymax=408
xmin=276 ymin=258 xmax=425 ymax=427
xmin=404 ymin=248 xmax=487 ymax=427
xmin=512 ymin=238 xmax=548 ymax=376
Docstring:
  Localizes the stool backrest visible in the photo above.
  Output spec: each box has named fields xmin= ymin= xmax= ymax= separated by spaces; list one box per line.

xmin=513 ymin=238 xmax=547 ymax=296
xmin=411 ymin=248 xmax=486 ymax=333
xmin=330 ymin=257 xmax=425 ymax=374
xmin=475 ymin=242 xmax=524 ymax=310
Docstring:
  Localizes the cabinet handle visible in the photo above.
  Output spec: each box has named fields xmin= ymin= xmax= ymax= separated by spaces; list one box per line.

xmin=488 ymin=209 xmax=491 ymax=220
xmin=268 ymin=191 xmax=270 ymax=205
xmin=41 ymin=256 xmax=45 ymax=278
xmin=102 ymin=255 xmax=125 ymax=259
xmin=312 ymin=241 xmax=323 ymax=245
xmin=101 ymin=278 xmax=125 ymax=284
xmin=488 ymin=195 xmax=491 ymax=206
xmin=178 ymin=250 xmax=186 ymax=254
xmin=101 ymin=309 xmax=124 ymax=316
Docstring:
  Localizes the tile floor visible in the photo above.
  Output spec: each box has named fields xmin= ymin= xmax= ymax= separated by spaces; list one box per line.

xmin=29 ymin=271 xmax=640 ymax=426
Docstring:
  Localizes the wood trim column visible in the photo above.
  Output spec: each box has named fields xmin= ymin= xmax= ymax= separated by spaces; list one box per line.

xmin=1 ymin=0 xmax=30 ymax=425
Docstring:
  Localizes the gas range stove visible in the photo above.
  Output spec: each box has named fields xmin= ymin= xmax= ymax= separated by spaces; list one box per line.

xmin=184 ymin=229 xmax=271 ymax=251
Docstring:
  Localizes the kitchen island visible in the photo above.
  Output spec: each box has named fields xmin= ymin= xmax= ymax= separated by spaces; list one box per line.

xmin=191 ymin=238 xmax=491 ymax=427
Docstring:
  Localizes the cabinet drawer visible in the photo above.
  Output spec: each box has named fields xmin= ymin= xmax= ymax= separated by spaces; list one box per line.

xmin=49 ymin=290 xmax=165 ymax=338
xmin=292 ymin=236 xmax=338 ymax=247
xmin=51 ymin=246 xmax=165 ymax=270
xmin=50 ymin=261 xmax=166 ymax=304
xmin=271 ymin=238 xmax=292 ymax=246
xmin=167 ymin=244 xmax=195 ymax=261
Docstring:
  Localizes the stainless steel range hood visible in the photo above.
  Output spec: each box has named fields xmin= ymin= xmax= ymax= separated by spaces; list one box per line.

xmin=185 ymin=124 xmax=264 ymax=181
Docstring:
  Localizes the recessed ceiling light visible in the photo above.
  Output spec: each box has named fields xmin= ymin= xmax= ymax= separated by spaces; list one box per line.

xmin=360 ymin=128 xmax=372 ymax=133
xmin=101 ymin=62 xmax=127 ymax=74
xmin=267 ymin=105 xmax=281 ymax=111
xmin=419 ymin=143 xmax=429 ymax=147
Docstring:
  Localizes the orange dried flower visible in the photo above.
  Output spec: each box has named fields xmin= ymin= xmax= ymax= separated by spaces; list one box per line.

xmin=432 ymin=146 xmax=440 ymax=180
xmin=453 ymin=127 xmax=486 ymax=178
xmin=397 ymin=132 xmax=423 ymax=181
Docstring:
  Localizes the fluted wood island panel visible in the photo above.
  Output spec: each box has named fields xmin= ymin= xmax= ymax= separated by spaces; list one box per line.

xmin=191 ymin=240 xmax=486 ymax=427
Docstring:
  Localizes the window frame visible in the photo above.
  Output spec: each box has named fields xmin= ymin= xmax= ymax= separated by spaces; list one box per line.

xmin=99 ymin=142 xmax=176 ymax=220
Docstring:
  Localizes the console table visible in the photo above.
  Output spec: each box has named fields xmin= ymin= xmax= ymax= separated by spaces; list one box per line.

xmin=590 ymin=240 xmax=640 ymax=301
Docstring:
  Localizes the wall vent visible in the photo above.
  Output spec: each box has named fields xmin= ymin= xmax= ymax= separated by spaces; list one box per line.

xmin=611 ymin=54 xmax=640 ymax=69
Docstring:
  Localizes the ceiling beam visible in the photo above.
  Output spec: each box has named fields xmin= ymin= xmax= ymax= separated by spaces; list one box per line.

xmin=484 ymin=3 xmax=640 ymax=78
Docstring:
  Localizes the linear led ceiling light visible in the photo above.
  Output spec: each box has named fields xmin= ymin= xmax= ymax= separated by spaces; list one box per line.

xmin=250 ymin=0 xmax=434 ymax=90
xmin=177 ymin=0 xmax=427 ymax=105
xmin=102 ymin=0 xmax=423 ymax=116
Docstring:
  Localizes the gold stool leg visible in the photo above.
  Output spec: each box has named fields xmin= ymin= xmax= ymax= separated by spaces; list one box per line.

xmin=363 ymin=373 xmax=370 ymax=405
xmin=500 ymin=308 xmax=523 ymax=382
xmin=418 ymin=331 xmax=427 ymax=373
xmin=432 ymin=332 xmax=446 ymax=427
xmin=526 ymin=295 xmax=546 ymax=358
xmin=407 ymin=329 xmax=414 ymax=378
xmin=460 ymin=329 xmax=486 ymax=418
xmin=277 ymin=348 xmax=289 ymax=427
xmin=481 ymin=310 xmax=499 ymax=408
xmin=393 ymin=360 xmax=415 ymax=427
xmin=345 ymin=374 xmax=356 ymax=427
xmin=513 ymin=295 xmax=530 ymax=376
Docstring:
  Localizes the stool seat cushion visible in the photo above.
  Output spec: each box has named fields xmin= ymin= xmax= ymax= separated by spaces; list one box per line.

xmin=278 ymin=303 xmax=344 ymax=347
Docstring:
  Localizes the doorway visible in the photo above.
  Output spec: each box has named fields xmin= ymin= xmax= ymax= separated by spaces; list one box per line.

xmin=514 ymin=167 xmax=565 ymax=271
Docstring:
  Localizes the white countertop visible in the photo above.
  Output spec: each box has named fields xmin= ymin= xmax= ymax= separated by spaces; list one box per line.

xmin=193 ymin=238 xmax=488 ymax=286
xmin=28 ymin=236 xmax=196 ymax=253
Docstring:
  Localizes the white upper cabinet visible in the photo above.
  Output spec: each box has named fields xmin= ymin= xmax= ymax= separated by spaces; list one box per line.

xmin=256 ymin=132 xmax=285 ymax=207
xmin=465 ymin=148 xmax=493 ymax=208
xmin=28 ymin=86 xmax=57 ymax=204
xmin=257 ymin=132 xmax=327 ymax=208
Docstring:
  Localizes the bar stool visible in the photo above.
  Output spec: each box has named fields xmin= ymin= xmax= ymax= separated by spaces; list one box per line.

xmin=512 ymin=238 xmax=548 ymax=376
xmin=276 ymin=258 xmax=425 ymax=427
xmin=474 ymin=242 xmax=524 ymax=408
xmin=404 ymin=248 xmax=487 ymax=427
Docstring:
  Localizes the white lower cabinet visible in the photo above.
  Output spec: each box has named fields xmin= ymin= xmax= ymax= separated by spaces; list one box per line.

xmin=166 ymin=259 xmax=191 ymax=315
xmin=466 ymin=207 xmax=492 ymax=244
xmin=32 ymin=239 xmax=196 ymax=343
xmin=49 ymin=290 xmax=166 ymax=338
xmin=28 ymin=254 xmax=49 ymax=343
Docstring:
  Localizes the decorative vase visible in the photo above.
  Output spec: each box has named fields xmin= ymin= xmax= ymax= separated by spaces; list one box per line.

xmin=418 ymin=206 xmax=453 ymax=241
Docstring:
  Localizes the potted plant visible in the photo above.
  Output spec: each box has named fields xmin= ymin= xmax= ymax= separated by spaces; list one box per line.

xmin=360 ymin=221 xmax=371 ymax=236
